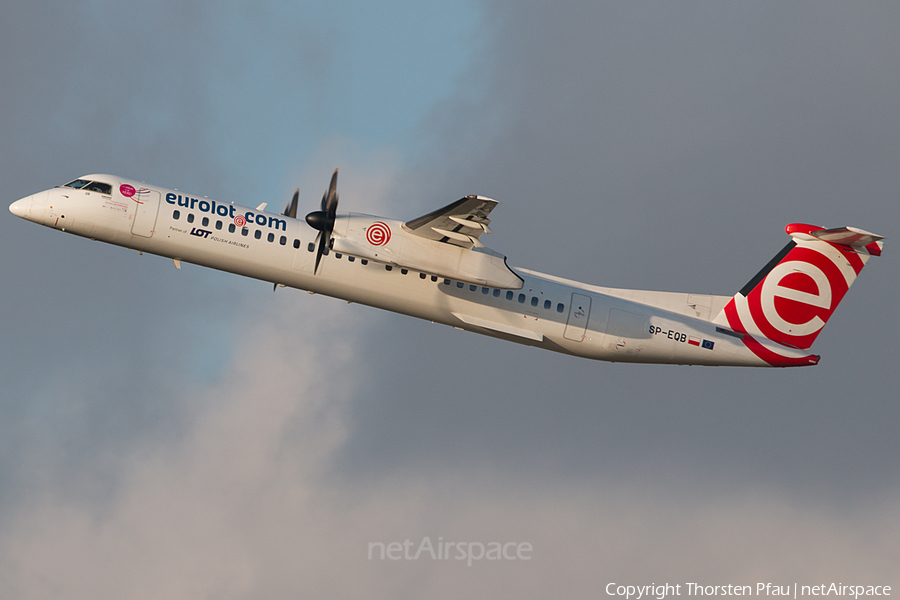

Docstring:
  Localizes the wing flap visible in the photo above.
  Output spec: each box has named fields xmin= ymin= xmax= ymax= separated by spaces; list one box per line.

xmin=451 ymin=312 xmax=544 ymax=342
xmin=404 ymin=196 xmax=498 ymax=248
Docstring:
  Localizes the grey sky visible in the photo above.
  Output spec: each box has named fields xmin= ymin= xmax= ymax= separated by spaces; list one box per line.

xmin=1 ymin=1 xmax=898 ymax=597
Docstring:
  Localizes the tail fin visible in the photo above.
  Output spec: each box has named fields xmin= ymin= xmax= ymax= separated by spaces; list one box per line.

xmin=712 ymin=224 xmax=883 ymax=363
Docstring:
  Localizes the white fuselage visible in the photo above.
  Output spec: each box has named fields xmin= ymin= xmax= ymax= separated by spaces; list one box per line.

xmin=9 ymin=175 xmax=818 ymax=367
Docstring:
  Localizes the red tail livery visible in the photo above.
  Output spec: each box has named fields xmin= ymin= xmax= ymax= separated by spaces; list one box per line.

xmin=713 ymin=224 xmax=884 ymax=366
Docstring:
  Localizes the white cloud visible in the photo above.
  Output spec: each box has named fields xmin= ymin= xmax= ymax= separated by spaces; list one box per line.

xmin=2 ymin=286 xmax=897 ymax=598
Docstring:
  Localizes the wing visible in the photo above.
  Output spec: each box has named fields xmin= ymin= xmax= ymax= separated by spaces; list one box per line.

xmin=403 ymin=195 xmax=497 ymax=248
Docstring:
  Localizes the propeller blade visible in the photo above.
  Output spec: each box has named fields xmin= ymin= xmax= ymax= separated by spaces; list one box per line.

xmin=284 ymin=188 xmax=299 ymax=218
xmin=306 ymin=169 xmax=340 ymax=275
xmin=321 ymin=169 xmax=338 ymax=213
xmin=314 ymin=231 xmax=329 ymax=274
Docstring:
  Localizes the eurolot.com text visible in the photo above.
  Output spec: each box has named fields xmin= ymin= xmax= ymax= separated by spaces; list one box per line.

xmin=606 ymin=584 xmax=891 ymax=600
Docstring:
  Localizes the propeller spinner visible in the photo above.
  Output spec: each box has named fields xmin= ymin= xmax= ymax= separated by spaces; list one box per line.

xmin=305 ymin=169 xmax=339 ymax=274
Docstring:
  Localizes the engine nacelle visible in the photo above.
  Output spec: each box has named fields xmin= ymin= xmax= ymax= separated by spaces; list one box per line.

xmin=331 ymin=213 xmax=523 ymax=289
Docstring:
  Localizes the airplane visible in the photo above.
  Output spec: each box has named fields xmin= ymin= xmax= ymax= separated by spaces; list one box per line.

xmin=8 ymin=171 xmax=884 ymax=367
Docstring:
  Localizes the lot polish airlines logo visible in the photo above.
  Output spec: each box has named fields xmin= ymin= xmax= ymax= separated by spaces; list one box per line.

xmin=366 ymin=221 xmax=391 ymax=246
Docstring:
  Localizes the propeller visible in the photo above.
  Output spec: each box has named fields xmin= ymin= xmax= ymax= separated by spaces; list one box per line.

xmin=283 ymin=188 xmax=299 ymax=218
xmin=305 ymin=169 xmax=339 ymax=275
xmin=274 ymin=187 xmax=303 ymax=290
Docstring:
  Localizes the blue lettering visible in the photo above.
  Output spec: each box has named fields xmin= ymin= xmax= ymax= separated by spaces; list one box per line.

xmin=166 ymin=193 xmax=176 ymax=205
xmin=180 ymin=203 xmax=284 ymax=231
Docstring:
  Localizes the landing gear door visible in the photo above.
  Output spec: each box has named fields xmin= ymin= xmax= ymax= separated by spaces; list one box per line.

xmin=131 ymin=189 xmax=161 ymax=238
xmin=563 ymin=293 xmax=592 ymax=341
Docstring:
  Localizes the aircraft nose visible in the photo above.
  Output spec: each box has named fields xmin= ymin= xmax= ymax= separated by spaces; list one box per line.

xmin=9 ymin=196 xmax=31 ymax=218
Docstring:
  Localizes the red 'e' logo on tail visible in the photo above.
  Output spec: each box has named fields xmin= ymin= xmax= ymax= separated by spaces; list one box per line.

xmin=746 ymin=245 xmax=852 ymax=349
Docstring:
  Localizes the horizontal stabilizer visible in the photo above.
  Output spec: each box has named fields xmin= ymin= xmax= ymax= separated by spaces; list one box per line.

xmin=810 ymin=226 xmax=883 ymax=254
xmin=786 ymin=223 xmax=884 ymax=256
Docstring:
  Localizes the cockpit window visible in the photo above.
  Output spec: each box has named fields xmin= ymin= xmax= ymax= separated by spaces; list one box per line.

xmin=84 ymin=181 xmax=112 ymax=194
xmin=64 ymin=179 xmax=91 ymax=189
xmin=63 ymin=179 xmax=112 ymax=195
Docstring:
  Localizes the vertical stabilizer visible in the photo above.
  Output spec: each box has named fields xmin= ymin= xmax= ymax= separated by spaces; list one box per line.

xmin=712 ymin=223 xmax=883 ymax=365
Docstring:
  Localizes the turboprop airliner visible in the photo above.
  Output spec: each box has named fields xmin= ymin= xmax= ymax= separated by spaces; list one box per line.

xmin=9 ymin=172 xmax=884 ymax=367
